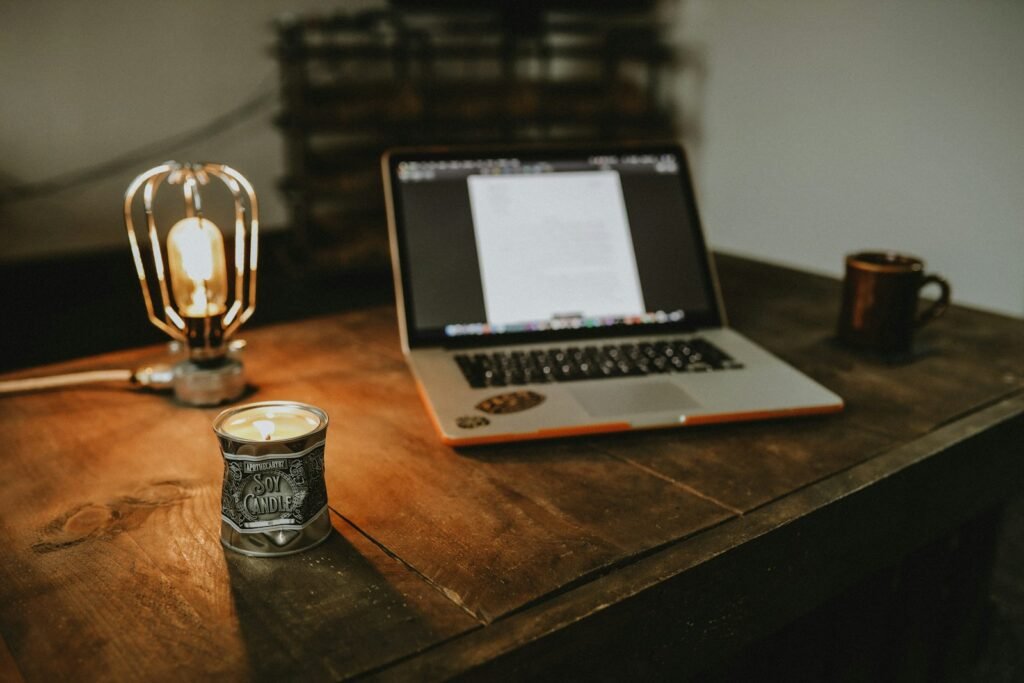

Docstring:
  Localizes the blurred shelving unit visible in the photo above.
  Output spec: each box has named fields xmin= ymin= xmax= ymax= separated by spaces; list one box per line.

xmin=274 ymin=1 xmax=690 ymax=273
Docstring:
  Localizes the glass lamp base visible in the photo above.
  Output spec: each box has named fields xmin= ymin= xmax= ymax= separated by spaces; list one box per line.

xmin=173 ymin=358 xmax=245 ymax=406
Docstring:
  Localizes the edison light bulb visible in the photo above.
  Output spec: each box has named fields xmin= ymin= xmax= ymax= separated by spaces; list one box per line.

xmin=166 ymin=217 xmax=228 ymax=317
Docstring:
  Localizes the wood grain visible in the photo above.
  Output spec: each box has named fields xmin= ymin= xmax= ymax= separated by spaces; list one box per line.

xmin=716 ymin=254 xmax=1024 ymax=439
xmin=0 ymin=635 xmax=23 ymax=683
xmin=0 ymin=364 xmax=476 ymax=682
xmin=591 ymin=417 xmax=893 ymax=512
xmin=1 ymin=254 xmax=1021 ymax=680
xmin=377 ymin=394 xmax=1024 ymax=680
xmin=599 ymin=254 xmax=1024 ymax=512
xmin=239 ymin=322 xmax=734 ymax=624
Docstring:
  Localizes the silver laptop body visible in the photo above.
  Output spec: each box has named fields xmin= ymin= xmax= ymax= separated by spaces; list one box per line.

xmin=382 ymin=144 xmax=842 ymax=445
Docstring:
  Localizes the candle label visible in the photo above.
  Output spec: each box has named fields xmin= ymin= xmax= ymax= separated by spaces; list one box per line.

xmin=220 ymin=443 xmax=328 ymax=533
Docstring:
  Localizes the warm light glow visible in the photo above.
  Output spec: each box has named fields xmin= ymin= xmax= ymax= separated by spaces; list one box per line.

xmin=220 ymin=405 xmax=324 ymax=441
xmin=166 ymin=217 xmax=228 ymax=317
xmin=252 ymin=420 xmax=276 ymax=441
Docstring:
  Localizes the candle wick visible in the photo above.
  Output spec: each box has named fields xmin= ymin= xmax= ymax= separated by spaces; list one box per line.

xmin=252 ymin=419 xmax=276 ymax=441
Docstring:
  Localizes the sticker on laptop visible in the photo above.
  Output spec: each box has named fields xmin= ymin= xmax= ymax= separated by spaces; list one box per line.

xmin=456 ymin=415 xmax=490 ymax=429
xmin=475 ymin=391 xmax=546 ymax=415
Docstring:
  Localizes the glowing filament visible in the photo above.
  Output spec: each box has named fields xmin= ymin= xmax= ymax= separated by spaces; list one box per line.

xmin=166 ymin=217 xmax=228 ymax=317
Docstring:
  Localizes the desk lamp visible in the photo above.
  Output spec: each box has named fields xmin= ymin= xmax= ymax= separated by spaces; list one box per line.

xmin=123 ymin=162 xmax=258 ymax=406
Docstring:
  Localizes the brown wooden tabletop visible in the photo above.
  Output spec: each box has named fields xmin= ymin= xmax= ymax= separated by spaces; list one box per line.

xmin=1 ymin=254 xmax=1021 ymax=681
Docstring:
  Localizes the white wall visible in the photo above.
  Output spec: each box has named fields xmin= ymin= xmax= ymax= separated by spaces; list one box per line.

xmin=2 ymin=0 xmax=1022 ymax=316
xmin=684 ymin=0 xmax=1024 ymax=316
xmin=0 ymin=0 xmax=376 ymax=259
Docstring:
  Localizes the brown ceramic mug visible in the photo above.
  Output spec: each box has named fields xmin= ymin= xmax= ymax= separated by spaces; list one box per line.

xmin=837 ymin=251 xmax=951 ymax=354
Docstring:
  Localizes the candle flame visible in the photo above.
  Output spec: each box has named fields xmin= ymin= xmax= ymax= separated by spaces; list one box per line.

xmin=253 ymin=419 xmax=276 ymax=441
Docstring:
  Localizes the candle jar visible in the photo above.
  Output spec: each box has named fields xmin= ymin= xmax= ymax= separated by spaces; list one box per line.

xmin=213 ymin=401 xmax=333 ymax=556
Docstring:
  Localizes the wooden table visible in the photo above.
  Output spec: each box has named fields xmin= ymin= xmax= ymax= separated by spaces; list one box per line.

xmin=1 ymin=254 xmax=1021 ymax=681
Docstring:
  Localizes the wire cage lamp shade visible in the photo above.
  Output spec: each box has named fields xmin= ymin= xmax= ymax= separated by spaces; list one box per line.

xmin=123 ymin=161 xmax=259 ymax=404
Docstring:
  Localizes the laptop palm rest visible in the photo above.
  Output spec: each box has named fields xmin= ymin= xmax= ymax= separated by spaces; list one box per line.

xmin=570 ymin=381 xmax=701 ymax=418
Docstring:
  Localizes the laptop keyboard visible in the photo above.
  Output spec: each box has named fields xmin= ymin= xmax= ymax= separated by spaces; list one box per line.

xmin=454 ymin=338 xmax=744 ymax=388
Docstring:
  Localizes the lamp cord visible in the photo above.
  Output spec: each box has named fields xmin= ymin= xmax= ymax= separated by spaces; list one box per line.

xmin=0 ymin=370 xmax=134 ymax=394
xmin=0 ymin=363 xmax=178 ymax=395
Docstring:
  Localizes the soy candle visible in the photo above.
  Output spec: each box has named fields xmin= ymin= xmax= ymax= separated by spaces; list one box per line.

xmin=213 ymin=401 xmax=332 ymax=557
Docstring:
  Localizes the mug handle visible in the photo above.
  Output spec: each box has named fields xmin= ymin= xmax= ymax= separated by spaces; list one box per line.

xmin=915 ymin=274 xmax=951 ymax=327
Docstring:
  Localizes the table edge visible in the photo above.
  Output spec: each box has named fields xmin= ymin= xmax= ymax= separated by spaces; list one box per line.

xmin=370 ymin=390 xmax=1024 ymax=680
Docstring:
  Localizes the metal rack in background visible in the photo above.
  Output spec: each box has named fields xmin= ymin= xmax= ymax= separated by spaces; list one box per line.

xmin=275 ymin=2 xmax=688 ymax=272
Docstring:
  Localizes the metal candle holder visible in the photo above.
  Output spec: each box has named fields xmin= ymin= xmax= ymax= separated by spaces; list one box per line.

xmin=123 ymin=162 xmax=258 ymax=406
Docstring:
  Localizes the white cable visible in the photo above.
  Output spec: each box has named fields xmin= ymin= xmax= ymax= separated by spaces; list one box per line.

xmin=0 ymin=369 xmax=134 ymax=394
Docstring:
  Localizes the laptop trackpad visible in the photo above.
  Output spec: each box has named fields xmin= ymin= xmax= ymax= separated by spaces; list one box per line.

xmin=571 ymin=381 xmax=700 ymax=417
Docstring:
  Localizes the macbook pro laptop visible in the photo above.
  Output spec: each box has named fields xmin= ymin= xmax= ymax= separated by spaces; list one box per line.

xmin=382 ymin=143 xmax=843 ymax=445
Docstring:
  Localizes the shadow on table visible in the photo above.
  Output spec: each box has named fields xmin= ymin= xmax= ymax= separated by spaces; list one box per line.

xmin=222 ymin=515 xmax=466 ymax=680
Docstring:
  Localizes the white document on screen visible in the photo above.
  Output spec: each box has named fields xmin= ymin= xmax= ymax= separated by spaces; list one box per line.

xmin=467 ymin=171 xmax=646 ymax=327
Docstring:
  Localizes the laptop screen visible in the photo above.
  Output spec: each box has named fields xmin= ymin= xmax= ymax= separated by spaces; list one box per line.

xmin=386 ymin=145 xmax=721 ymax=348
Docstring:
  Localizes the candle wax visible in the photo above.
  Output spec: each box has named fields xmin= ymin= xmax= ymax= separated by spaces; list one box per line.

xmin=220 ymin=405 xmax=322 ymax=442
